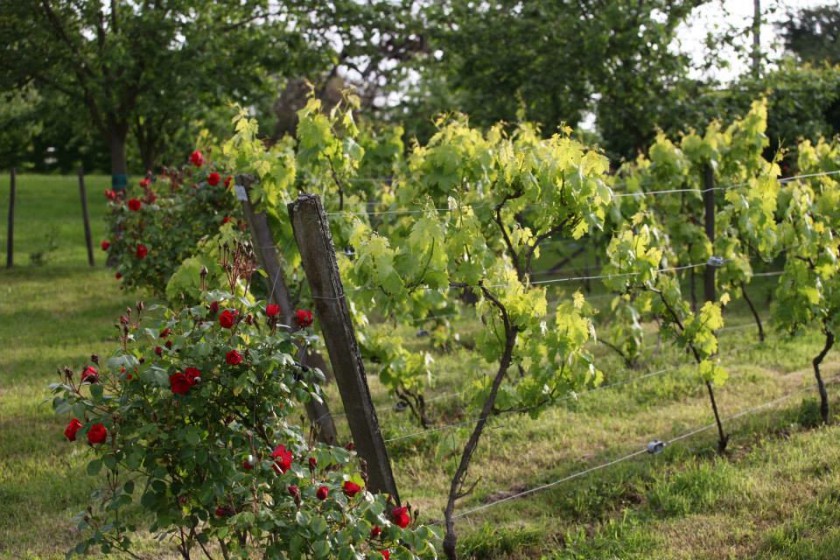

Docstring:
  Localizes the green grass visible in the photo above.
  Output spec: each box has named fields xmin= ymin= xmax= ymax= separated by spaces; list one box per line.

xmin=3 ymin=174 xmax=840 ymax=559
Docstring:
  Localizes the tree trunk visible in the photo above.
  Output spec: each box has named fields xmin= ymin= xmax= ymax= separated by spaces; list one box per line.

xmin=108 ymin=129 xmax=129 ymax=191
xmin=813 ymin=329 xmax=834 ymax=424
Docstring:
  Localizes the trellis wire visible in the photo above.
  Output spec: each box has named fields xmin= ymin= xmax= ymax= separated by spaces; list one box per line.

xmin=322 ymin=169 xmax=840 ymax=219
xmin=451 ymin=380 xmax=824 ymax=520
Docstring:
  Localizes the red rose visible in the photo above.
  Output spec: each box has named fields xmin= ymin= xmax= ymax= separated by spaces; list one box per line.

xmin=100 ymin=240 xmax=110 ymax=251
xmin=243 ymin=455 xmax=255 ymax=470
xmin=81 ymin=366 xmax=98 ymax=383
xmin=381 ymin=551 xmax=390 ymax=560
xmin=391 ymin=506 xmax=410 ymax=528
xmin=342 ymin=480 xmax=362 ymax=498
xmin=215 ymin=506 xmax=233 ymax=518
xmin=159 ymin=328 xmax=171 ymax=338
xmin=221 ymin=216 xmax=232 ymax=225
xmin=271 ymin=444 xmax=293 ymax=474
xmin=87 ymin=423 xmax=107 ymax=445
xmin=370 ymin=525 xmax=382 ymax=539
xmin=316 ymin=485 xmax=329 ymax=501
xmin=218 ymin=309 xmax=236 ymax=329
xmin=64 ymin=418 xmax=82 ymax=441
xmin=127 ymin=198 xmax=142 ymax=211
xmin=190 ymin=150 xmax=204 ymax=167
xmin=288 ymin=484 xmax=300 ymax=498
xmin=308 ymin=457 xmax=317 ymax=471
xmin=208 ymin=301 xmax=219 ymax=315
xmin=139 ymin=177 xmax=151 ymax=188
xmin=135 ymin=244 xmax=148 ymax=259
xmin=266 ymin=304 xmax=281 ymax=318
xmin=169 ymin=372 xmax=192 ymax=395
xmin=184 ymin=367 xmax=201 ymax=385
xmin=207 ymin=172 xmax=221 ymax=186
xmin=294 ymin=309 xmax=314 ymax=328
xmin=154 ymin=346 xmax=163 ymax=356
xmin=225 ymin=349 xmax=242 ymax=366
xmin=224 ymin=175 xmax=233 ymax=189
xmin=104 ymin=189 xmax=117 ymax=201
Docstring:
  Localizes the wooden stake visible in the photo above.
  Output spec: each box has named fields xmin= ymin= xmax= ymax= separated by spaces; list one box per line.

xmin=6 ymin=168 xmax=15 ymax=268
xmin=289 ymin=193 xmax=400 ymax=501
xmin=235 ymin=175 xmax=338 ymax=446
xmin=79 ymin=168 xmax=95 ymax=267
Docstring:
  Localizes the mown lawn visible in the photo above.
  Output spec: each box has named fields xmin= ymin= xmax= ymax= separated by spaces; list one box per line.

xmin=2 ymin=174 xmax=840 ymax=559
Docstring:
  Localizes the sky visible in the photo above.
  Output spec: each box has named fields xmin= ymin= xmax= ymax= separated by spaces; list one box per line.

xmin=679 ymin=0 xmax=832 ymax=82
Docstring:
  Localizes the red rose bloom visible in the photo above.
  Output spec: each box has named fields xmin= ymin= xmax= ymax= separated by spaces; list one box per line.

xmin=104 ymin=189 xmax=117 ymax=201
xmin=87 ymin=423 xmax=107 ymax=445
xmin=288 ymin=484 xmax=300 ymax=498
xmin=64 ymin=418 xmax=82 ymax=441
xmin=190 ymin=150 xmax=204 ymax=167
xmin=169 ymin=372 xmax=192 ymax=395
xmin=184 ymin=367 xmax=201 ymax=384
xmin=316 ymin=485 xmax=329 ymax=501
xmin=391 ymin=506 xmax=410 ymax=528
xmin=139 ymin=177 xmax=151 ymax=188
xmin=225 ymin=349 xmax=242 ymax=366
xmin=159 ymin=328 xmax=171 ymax=338
xmin=271 ymin=444 xmax=293 ymax=474
xmin=342 ymin=480 xmax=362 ymax=498
xmin=370 ymin=525 xmax=382 ymax=539
xmin=215 ymin=506 xmax=233 ymax=518
xmin=221 ymin=216 xmax=232 ymax=225
xmin=224 ymin=175 xmax=233 ymax=189
xmin=135 ymin=243 xmax=148 ymax=259
xmin=308 ymin=457 xmax=317 ymax=470
xmin=266 ymin=303 xmax=281 ymax=318
xmin=100 ymin=240 xmax=110 ymax=251
xmin=381 ymin=551 xmax=390 ymax=560
xmin=218 ymin=309 xmax=236 ymax=329
xmin=154 ymin=346 xmax=163 ymax=356
xmin=127 ymin=198 xmax=142 ymax=211
xmin=207 ymin=172 xmax=221 ymax=186
xmin=81 ymin=365 xmax=98 ymax=383
xmin=294 ymin=309 xmax=314 ymax=328
xmin=208 ymin=301 xmax=219 ymax=315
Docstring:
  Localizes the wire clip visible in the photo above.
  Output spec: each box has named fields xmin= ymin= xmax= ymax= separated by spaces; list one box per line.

xmin=706 ymin=256 xmax=726 ymax=268
xmin=646 ymin=440 xmax=666 ymax=454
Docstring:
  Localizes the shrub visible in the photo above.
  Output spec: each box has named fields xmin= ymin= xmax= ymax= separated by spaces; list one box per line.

xmin=51 ymin=292 xmax=438 ymax=559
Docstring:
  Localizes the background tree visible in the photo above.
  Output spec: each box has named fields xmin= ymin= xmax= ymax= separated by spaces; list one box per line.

xmin=0 ymin=1 xmax=329 ymax=186
xmin=402 ymin=0 xmax=708 ymax=162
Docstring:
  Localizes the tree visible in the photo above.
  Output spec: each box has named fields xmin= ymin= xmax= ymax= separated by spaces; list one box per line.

xmin=0 ymin=1 xmax=328 ymax=187
xmin=779 ymin=4 xmax=840 ymax=66
xmin=408 ymin=0 xmax=708 ymax=161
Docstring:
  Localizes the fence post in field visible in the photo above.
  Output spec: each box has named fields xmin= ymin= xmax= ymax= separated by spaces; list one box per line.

xmin=78 ymin=168 xmax=95 ymax=267
xmin=703 ymin=164 xmax=716 ymax=303
xmin=234 ymin=175 xmax=338 ymax=446
xmin=289 ymin=193 xmax=400 ymax=502
xmin=6 ymin=168 xmax=15 ymax=269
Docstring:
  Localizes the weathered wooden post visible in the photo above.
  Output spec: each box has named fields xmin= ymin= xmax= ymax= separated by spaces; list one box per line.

xmin=234 ymin=175 xmax=338 ymax=445
xmin=702 ymin=163 xmax=728 ymax=452
xmin=6 ymin=168 xmax=15 ymax=268
xmin=79 ymin=169 xmax=95 ymax=267
xmin=289 ymin=193 xmax=400 ymax=501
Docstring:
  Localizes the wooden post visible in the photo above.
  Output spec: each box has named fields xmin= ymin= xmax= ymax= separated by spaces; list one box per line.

xmin=234 ymin=175 xmax=338 ymax=446
xmin=289 ymin=193 xmax=400 ymax=501
xmin=78 ymin=169 xmax=95 ymax=267
xmin=6 ymin=168 xmax=15 ymax=268
xmin=703 ymin=164 xmax=715 ymax=303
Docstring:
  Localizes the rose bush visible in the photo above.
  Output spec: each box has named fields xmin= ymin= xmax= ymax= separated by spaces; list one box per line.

xmin=103 ymin=152 xmax=242 ymax=297
xmin=51 ymin=292 xmax=438 ymax=559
